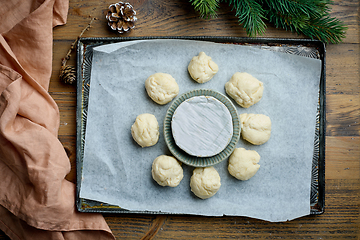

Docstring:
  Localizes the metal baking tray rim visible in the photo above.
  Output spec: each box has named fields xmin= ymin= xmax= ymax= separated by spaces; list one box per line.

xmin=75 ymin=36 xmax=326 ymax=216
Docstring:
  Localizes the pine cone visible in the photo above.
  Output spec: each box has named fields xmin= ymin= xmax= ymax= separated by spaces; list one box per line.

xmin=59 ymin=65 xmax=76 ymax=85
xmin=106 ymin=2 xmax=137 ymax=33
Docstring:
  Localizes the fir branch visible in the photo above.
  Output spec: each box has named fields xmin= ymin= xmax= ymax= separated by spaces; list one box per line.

xmin=259 ymin=0 xmax=347 ymax=43
xmin=189 ymin=0 xmax=347 ymax=43
xmin=266 ymin=10 xmax=307 ymax=33
xmin=266 ymin=10 xmax=347 ymax=43
xmin=226 ymin=0 xmax=267 ymax=37
xmin=303 ymin=16 xmax=347 ymax=44
xmin=190 ymin=0 xmax=220 ymax=18
xmin=263 ymin=0 xmax=331 ymax=18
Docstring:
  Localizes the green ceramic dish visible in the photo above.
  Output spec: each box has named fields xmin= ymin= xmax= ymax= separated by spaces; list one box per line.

xmin=164 ymin=89 xmax=240 ymax=167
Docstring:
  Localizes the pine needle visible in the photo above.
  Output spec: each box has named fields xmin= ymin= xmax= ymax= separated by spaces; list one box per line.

xmin=265 ymin=2 xmax=348 ymax=43
xmin=226 ymin=0 xmax=267 ymax=37
xmin=263 ymin=0 xmax=331 ymax=18
xmin=303 ymin=16 xmax=347 ymax=44
xmin=189 ymin=0 xmax=347 ymax=44
xmin=190 ymin=0 xmax=220 ymax=18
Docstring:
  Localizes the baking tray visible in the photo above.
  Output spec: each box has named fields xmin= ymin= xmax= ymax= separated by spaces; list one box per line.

xmin=76 ymin=36 xmax=326 ymax=215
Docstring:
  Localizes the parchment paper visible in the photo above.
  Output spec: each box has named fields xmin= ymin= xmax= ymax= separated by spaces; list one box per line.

xmin=79 ymin=39 xmax=322 ymax=222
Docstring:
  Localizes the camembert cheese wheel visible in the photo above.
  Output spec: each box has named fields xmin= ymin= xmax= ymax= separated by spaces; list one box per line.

xmin=171 ymin=96 xmax=233 ymax=157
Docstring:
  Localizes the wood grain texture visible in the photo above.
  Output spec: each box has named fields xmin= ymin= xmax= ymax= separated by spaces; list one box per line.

xmin=1 ymin=0 xmax=359 ymax=239
xmin=52 ymin=0 xmax=359 ymax=43
xmin=326 ymin=44 xmax=360 ymax=95
xmin=327 ymin=94 xmax=360 ymax=136
xmin=325 ymin=137 xmax=360 ymax=180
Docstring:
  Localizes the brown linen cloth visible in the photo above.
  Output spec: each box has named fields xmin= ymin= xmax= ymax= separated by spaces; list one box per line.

xmin=0 ymin=0 xmax=115 ymax=239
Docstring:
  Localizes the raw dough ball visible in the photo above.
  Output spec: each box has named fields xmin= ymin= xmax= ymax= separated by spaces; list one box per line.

xmin=131 ymin=113 xmax=159 ymax=147
xmin=145 ymin=73 xmax=179 ymax=105
xmin=240 ymin=113 xmax=271 ymax=145
xmin=188 ymin=52 xmax=219 ymax=83
xmin=190 ymin=167 xmax=221 ymax=199
xmin=228 ymin=148 xmax=260 ymax=180
xmin=225 ymin=72 xmax=263 ymax=108
xmin=152 ymin=155 xmax=184 ymax=187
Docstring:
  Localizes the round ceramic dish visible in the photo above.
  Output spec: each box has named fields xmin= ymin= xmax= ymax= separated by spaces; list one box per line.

xmin=164 ymin=89 xmax=240 ymax=167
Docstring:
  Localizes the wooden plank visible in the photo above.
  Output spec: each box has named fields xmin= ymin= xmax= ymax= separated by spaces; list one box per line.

xmin=104 ymin=214 xmax=160 ymax=239
xmin=54 ymin=0 xmax=296 ymax=40
xmin=330 ymin=0 xmax=360 ymax=44
xmin=326 ymin=43 xmax=360 ymax=95
xmin=52 ymin=0 xmax=359 ymax=44
xmin=326 ymin=94 xmax=360 ymax=136
xmin=325 ymin=137 xmax=360 ymax=179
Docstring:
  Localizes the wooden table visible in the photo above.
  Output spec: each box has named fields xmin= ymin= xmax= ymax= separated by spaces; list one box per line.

xmin=1 ymin=0 xmax=359 ymax=239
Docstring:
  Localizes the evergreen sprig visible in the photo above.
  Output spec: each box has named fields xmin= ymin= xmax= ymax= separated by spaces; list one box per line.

xmin=227 ymin=0 xmax=266 ymax=36
xmin=190 ymin=0 xmax=220 ymax=18
xmin=190 ymin=0 xmax=347 ymax=43
xmin=263 ymin=0 xmax=330 ymax=18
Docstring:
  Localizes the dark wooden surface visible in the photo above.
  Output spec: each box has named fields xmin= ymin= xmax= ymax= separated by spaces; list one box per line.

xmin=1 ymin=0 xmax=359 ymax=239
